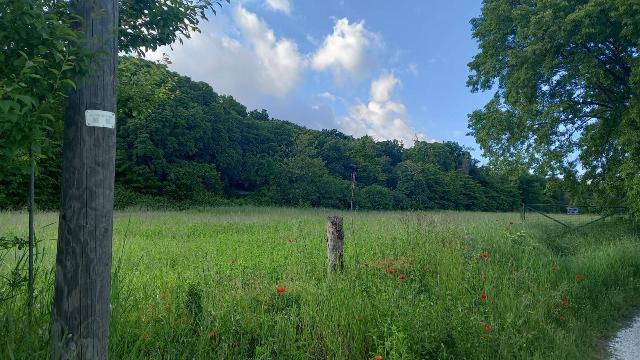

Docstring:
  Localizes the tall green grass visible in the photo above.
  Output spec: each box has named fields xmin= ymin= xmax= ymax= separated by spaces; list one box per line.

xmin=1 ymin=207 xmax=639 ymax=359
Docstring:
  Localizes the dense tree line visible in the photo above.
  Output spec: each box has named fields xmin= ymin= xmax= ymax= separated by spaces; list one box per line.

xmin=0 ymin=57 xmax=568 ymax=211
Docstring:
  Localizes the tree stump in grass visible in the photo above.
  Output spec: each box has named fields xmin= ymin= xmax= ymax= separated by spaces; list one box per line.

xmin=326 ymin=216 xmax=344 ymax=273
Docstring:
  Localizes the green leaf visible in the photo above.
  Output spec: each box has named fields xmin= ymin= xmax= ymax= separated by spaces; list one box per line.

xmin=13 ymin=95 xmax=36 ymax=107
xmin=61 ymin=79 xmax=77 ymax=90
xmin=0 ymin=100 xmax=15 ymax=113
xmin=39 ymin=114 xmax=55 ymax=122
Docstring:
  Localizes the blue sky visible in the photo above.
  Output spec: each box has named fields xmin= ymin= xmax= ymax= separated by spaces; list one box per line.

xmin=149 ymin=0 xmax=492 ymax=156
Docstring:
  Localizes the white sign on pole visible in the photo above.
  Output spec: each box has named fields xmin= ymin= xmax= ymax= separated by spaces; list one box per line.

xmin=85 ymin=110 xmax=115 ymax=129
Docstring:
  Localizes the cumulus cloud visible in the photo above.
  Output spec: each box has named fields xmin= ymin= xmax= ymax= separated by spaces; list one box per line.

xmin=265 ymin=0 xmax=291 ymax=14
xmin=311 ymin=18 xmax=379 ymax=80
xmin=340 ymin=73 xmax=426 ymax=147
xmin=370 ymin=73 xmax=398 ymax=103
xmin=234 ymin=6 xmax=303 ymax=96
xmin=147 ymin=6 xmax=303 ymax=104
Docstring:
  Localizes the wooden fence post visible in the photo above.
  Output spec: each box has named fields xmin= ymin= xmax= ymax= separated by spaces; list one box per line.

xmin=326 ymin=216 xmax=344 ymax=273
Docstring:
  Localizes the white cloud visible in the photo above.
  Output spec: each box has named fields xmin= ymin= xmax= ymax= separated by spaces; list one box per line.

xmin=234 ymin=6 xmax=303 ymax=96
xmin=147 ymin=6 xmax=303 ymax=103
xmin=370 ymin=73 xmax=398 ymax=103
xmin=318 ymin=91 xmax=336 ymax=101
xmin=265 ymin=0 xmax=291 ymax=14
xmin=311 ymin=18 xmax=379 ymax=80
xmin=340 ymin=73 xmax=425 ymax=147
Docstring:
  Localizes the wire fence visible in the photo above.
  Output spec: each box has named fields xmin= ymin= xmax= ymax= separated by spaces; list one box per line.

xmin=521 ymin=203 xmax=629 ymax=230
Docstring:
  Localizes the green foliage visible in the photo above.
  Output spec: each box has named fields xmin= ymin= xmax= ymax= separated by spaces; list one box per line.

xmin=396 ymin=161 xmax=450 ymax=210
xmin=2 ymin=57 xmax=531 ymax=211
xmin=165 ymin=161 xmax=224 ymax=201
xmin=348 ymin=136 xmax=390 ymax=186
xmin=117 ymin=56 xmax=177 ymax=120
xmin=468 ymin=0 xmax=640 ymax=214
xmin=356 ymin=185 xmax=406 ymax=210
xmin=0 ymin=0 xmax=85 ymax=154
xmin=0 ymin=141 xmax=62 ymax=210
xmin=405 ymin=141 xmax=460 ymax=172
xmin=0 ymin=235 xmax=29 ymax=303
xmin=119 ymin=0 xmax=230 ymax=55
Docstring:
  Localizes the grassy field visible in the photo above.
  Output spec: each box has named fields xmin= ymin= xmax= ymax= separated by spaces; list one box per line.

xmin=1 ymin=207 xmax=640 ymax=359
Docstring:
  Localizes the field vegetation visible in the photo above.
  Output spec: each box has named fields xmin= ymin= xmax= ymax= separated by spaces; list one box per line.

xmin=2 ymin=207 xmax=639 ymax=359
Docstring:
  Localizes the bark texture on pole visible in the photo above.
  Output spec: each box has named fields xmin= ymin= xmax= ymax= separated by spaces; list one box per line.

xmin=326 ymin=216 xmax=344 ymax=273
xmin=52 ymin=0 xmax=118 ymax=358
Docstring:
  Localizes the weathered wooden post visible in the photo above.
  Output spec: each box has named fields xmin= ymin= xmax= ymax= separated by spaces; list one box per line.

xmin=326 ymin=216 xmax=344 ymax=272
xmin=52 ymin=0 xmax=118 ymax=358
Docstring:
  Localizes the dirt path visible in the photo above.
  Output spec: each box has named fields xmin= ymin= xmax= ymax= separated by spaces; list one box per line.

xmin=609 ymin=314 xmax=640 ymax=359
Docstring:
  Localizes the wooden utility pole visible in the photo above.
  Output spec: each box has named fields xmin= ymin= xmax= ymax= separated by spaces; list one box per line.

xmin=52 ymin=0 xmax=118 ymax=358
xmin=326 ymin=216 xmax=344 ymax=273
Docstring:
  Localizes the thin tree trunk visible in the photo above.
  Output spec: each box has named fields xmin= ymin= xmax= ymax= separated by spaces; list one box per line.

xmin=52 ymin=0 xmax=118 ymax=358
xmin=326 ymin=216 xmax=344 ymax=273
xmin=350 ymin=171 xmax=355 ymax=211
xmin=28 ymin=144 xmax=35 ymax=312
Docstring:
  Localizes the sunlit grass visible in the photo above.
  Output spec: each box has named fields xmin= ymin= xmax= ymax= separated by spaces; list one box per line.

xmin=1 ymin=207 xmax=639 ymax=359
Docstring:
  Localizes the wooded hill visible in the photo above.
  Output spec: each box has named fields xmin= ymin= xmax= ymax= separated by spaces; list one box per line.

xmin=0 ymin=57 xmax=567 ymax=211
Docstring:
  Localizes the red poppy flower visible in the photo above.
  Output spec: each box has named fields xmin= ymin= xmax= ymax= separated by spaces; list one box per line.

xmin=480 ymin=251 xmax=489 ymax=259
xmin=559 ymin=315 xmax=566 ymax=321
xmin=399 ymin=274 xmax=406 ymax=280
xmin=481 ymin=292 xmax=487 ymax=301
xmin=277 ymin=287 xmax=286 ymax=294
xmin=483 ymin=323 xmax=492 ymax=333
xmin=575 ymin=274 xmax=584 ymax=281
xmin=387 ymin=267 xmax=396 ymax=274
xmin=374 ymin=356 xmax=383 ymax=360
xmin=561 ymin=298 xmax=569 ymax=307
xmin=209 ymin=329 xmax=215 ymax=338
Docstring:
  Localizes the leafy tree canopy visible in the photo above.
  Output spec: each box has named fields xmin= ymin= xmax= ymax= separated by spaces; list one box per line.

xmin=119 ymin=0 xmax=230 ymax=55
xmin=468 ymin=0 xmax=639 ymax=210
xmin=0 ymin=0 xmax=85 ymax=154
